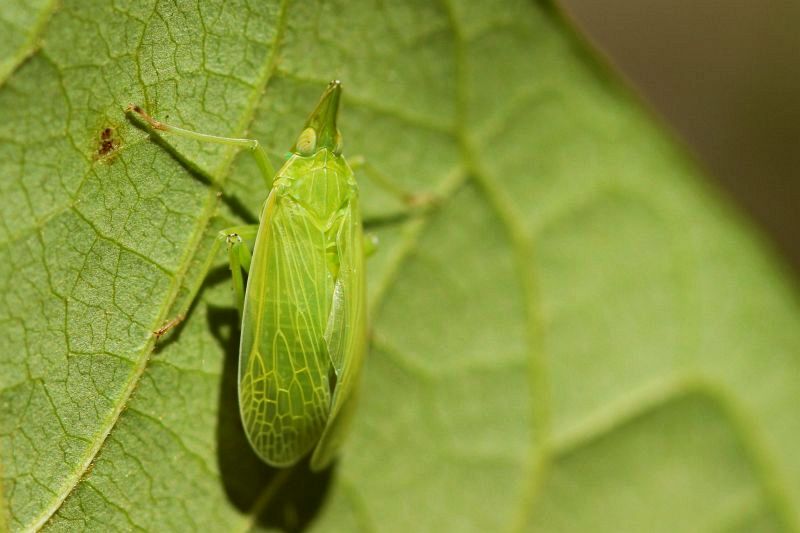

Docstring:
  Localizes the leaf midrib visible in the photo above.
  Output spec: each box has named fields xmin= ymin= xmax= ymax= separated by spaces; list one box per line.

xmin=27 ymin=1 xmax=291 ymax=529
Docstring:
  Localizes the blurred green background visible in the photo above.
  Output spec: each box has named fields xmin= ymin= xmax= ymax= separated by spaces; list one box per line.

xmin=563 ymin=0 xmax=800 ymax=270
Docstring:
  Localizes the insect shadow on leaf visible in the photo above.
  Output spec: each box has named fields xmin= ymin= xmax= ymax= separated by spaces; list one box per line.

xmin=207 ymin=301 xmax=334 ymax=529
xmin=125 ymin=107 xmax=259 ymax=225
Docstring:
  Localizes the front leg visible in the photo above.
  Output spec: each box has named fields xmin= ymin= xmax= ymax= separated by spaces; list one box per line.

xmin=152 ymin=223 xmax=258 ymax=340
xmin=219 ymin=224 xmax=259 ymax=319
xmin=126 ymin=104 xmax=276 ymax=188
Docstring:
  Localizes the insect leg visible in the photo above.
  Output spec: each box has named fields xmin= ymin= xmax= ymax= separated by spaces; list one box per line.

xmin=154 ymin=314 xmax=185 ymax=339
xmin=150 ymin=223 xmax=257 ymax=340
xmin=218 ymin=224 xmax=259 ymax=319
xmin=126 ymin=104 xmax=275 ymax=188
xmin=349 ymin=155 xmax=438 ymax=211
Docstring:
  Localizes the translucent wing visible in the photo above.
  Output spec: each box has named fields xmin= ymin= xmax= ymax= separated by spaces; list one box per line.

xmin=311 ymin=193 xmax=367 ymax=470
xmin=238 ymin=189 xmax=335 ymax=467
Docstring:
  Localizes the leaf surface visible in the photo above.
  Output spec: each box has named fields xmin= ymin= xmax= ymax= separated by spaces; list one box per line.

xmin=1 ymin=1 xmax=799 ymax=532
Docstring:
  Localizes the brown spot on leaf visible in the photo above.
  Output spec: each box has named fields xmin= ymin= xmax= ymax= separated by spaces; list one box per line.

xmin=94 ymin=126 xmax=120 ymax=161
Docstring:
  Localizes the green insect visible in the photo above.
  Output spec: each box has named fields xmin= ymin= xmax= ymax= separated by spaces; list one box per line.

xmin=131 ymin=81 xmax=366 ymax=470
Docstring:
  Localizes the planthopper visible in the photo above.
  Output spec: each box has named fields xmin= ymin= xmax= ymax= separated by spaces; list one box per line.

xmin=130 ymin=81 xmax=368 ymax=470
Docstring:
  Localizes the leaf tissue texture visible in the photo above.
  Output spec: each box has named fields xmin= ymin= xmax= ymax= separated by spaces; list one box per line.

xmin=1 ymin=0 xmax=799 ymax=532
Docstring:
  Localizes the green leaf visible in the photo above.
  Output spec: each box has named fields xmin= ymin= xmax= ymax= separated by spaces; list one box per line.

xmin=1 ymin=0 xmax=799 ymax=531
xmin=0 ymin=0 xmax=58 ymax=86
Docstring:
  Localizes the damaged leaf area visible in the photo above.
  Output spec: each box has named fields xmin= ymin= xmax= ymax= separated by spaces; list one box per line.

xmin=1 ymin=0 xmax=800 ymax=532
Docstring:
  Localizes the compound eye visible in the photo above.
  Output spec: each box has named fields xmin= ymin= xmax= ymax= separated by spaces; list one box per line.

xmin=296 ymin=127 xmax=317 ymax=155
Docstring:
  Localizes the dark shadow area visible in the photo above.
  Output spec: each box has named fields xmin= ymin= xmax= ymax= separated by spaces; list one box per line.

xmin=254 ymin=458 xmax=335 ymax=532
xmin=362 ymin=191 xmax=449 ymax=230
xmin=362 ymin=209 xmax=416 ymax=230
xmin=207 ymin=304 xmax=334 ymax=530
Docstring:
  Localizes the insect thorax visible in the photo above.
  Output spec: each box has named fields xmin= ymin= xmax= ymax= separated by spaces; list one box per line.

xmin=274 ymin=150 xmax=356 ymax=226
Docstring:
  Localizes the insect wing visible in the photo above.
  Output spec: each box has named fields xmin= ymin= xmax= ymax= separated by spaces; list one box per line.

xmin=238 ymin=187 xmax=334 ymax=467
xmin=311 ymin=174 xmax=368 ymax=470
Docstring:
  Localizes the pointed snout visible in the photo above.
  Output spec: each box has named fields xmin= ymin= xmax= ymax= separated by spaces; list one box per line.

xmin=306 ymin=80 xmax=342 ymax=151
